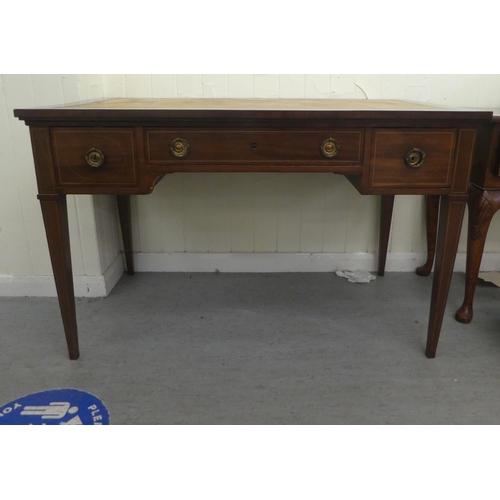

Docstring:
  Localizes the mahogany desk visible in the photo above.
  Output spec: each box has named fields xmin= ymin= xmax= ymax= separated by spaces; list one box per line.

xmin=13 ymin=98 xmax=493 ymax=360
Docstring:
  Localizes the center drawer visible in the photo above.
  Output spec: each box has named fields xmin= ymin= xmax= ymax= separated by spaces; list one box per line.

xmin=145 ymin=129 xmax=364 ymax=165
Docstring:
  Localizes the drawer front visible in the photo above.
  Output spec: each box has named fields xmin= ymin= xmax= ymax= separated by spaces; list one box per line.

xmin=146 ymin=130 xmax=364 ymax=165
xmin=370 ymin=129 xmax=457 ymax=188
xmin=52 ymin=129 xmax=138 ymax=186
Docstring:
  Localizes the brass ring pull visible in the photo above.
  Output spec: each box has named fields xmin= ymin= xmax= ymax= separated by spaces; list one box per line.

xmin=404 ymin=148 xmax=426 ymax=168
xmin=85 ymin=148 xmax=106 ymax=168
xmin=170 ymin=138 xmax=190 ymax=158
xmin=321 ymin=138 xmax=340 ymax=158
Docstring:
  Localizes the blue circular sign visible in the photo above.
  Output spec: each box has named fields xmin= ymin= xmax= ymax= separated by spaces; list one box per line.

xmin=0 ymin=389 xmax=109 ymax=425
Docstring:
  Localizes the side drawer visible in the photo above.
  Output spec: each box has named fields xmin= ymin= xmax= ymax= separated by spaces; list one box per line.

xmin=370 ymin=129 xmax=457 ymax=188
xmin=51 ymin=128 xmax=138 ymax=187
xmin=145 ymin=129 xmax=364 ymax=165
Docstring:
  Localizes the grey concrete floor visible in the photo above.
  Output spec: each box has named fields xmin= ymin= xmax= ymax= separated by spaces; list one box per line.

xmin=2 ymin=271 xmax=500 ymax=424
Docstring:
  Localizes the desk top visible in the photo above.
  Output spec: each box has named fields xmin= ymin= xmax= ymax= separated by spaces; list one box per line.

xmin=58 ymin=98 xmax=460 ymax=111
xmin=14 ymin=98 xmax=493 ymax=122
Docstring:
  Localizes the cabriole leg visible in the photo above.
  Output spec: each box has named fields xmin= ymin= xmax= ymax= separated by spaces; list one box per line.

xmin=416 ymin=195 xmax=440 ymax=277
xmin=456 ymin=186 xmax=500 ymax=323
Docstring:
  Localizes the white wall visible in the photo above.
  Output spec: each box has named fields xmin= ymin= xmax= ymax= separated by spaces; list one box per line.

xmin=0 ymin=74 xmax=122 ymax=296
xmin=2 ymin=75 xmax=500 ymax=296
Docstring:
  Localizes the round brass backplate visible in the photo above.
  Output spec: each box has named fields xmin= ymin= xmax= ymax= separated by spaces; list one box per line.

xmin=404 ymin=148 xmax=426 ymax=168
xmin=85 ymin=148 xmax=106 ymax=168
xmin=170 ymin=138 xmax=190 ymax=158
xmin=320 ymin=138 xmax=340 ymax=158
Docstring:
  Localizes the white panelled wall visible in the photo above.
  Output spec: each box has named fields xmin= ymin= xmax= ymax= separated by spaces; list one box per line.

xmin=2 ymin=75 xmax=500 ymax=297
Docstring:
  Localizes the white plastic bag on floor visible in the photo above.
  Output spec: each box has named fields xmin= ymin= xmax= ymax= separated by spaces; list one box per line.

xmin=335 ymin=270 xmax=376 ymax=283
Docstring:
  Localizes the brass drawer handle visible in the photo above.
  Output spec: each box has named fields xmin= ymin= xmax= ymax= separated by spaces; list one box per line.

xmin=321 ymin=138 xmax=340 ymax=158
xmin=404 ymin=148 xmax=426 ymax=168
xmin=170 ymin=138 xmax=190 ymax=158
xmin=85 ymin=148 xmax=106 ymax=168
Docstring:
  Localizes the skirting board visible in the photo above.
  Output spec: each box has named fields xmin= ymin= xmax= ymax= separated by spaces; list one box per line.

xmin=132 ymin=251 xmax=482 ymax=273
xmin=3 ymin=251 xmax=500 ymax=298
xmin=0 ymin=253 xmax=124 ymax=298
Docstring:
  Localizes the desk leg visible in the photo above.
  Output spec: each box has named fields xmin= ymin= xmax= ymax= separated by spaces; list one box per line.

xmin=378 ymin=195 xmax=395 ymax=276
xmin=425 ymin=195 xmax=466 ymax=358
xmin=117 ymin=195 xmax=135 ymax=275
xmin=38 ymin=194 xmax=79 ymax=360
xmin=456 ymin=186 xmax=500 ymax=324
xmin=416 ymin=195 xmax=440 ymax=277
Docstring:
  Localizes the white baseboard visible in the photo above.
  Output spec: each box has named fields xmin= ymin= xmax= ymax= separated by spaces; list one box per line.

xmin=101 ymin=253 xmax=126 ymax=295
xmin=133 ymin=251 xmax=500 ymax=274
xmin=0 ymin=254 xmax=124 ymax=298
xmin=3 ymin=252 xmax=500 ymax=298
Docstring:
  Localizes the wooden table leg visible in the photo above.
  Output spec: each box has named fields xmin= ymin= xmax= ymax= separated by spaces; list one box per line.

xmin=425 ymin=195 xmax=466 ymax=358
xmin=456 ymin=186 xmax=500 ymax=323
xmin=378 ymin=195 xmax=395 ymax=276
xmin=416 ymin=195 xmax=440 ymax=277
xmin=38 ymin=194 xmax=79 ymax=360
xmin=117 ymin=195 xmax=135 ymax=275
